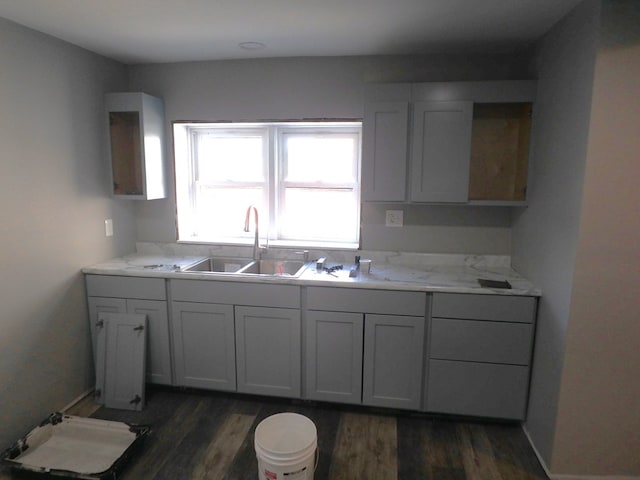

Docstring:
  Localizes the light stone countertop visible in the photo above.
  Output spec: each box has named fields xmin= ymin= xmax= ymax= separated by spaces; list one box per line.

xmin=82 ymin=246 xmax=541 ymax=297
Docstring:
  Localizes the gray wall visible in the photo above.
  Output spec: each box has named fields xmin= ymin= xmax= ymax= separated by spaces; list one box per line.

xmin=547 ymin=0 xmax=640 ymax=474
xmin=511 ymin=0 xmax=600 ymax=467
xmin=0 ymin=18 xmax=134 ymax=447
xmin=129 ymin=54 xmax=530 ymax=254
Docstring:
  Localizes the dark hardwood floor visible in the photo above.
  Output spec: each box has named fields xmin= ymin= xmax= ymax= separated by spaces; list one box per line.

xmin=2 ymin=387 xmax=548 ymax=479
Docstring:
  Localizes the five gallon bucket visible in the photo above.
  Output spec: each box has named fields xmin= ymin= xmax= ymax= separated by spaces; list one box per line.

xmin=254 ymin=413 xmax=317 ymax=480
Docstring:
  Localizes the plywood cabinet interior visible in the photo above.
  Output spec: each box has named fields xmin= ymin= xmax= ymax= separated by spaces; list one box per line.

xmin=106 ymin=92 xmax=166 ymax=200
xmin=469 ymin=103 xmax=532 ymax=202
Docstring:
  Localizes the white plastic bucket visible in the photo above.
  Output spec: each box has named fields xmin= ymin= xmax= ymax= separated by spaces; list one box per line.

xmin=254 ymin=413 xmax=317 ymax=480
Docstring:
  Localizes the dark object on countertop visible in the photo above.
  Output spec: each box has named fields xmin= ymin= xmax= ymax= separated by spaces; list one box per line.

xmin=316 ymin=257 xmax=327 ymax=273
xmin=478 ymin=278 xmax=512 ymax=289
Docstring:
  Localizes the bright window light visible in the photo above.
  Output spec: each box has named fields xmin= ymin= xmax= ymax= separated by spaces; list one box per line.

xmin=173 ymin=121 xmax=361 ymax=248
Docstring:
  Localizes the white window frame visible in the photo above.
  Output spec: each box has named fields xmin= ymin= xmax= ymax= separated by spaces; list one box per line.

xmin=173 ymin=121 xmax=362 ymax=249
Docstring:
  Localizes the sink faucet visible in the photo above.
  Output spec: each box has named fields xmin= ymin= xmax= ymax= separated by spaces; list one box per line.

xmin=244 ymin=205 xmax=264 ymax=261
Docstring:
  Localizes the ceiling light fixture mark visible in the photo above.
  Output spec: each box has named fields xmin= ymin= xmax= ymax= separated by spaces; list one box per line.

xmin=239 ymin=41 xmax=266 ymax=50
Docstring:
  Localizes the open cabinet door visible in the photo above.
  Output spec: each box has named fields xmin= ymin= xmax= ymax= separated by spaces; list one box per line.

xmin=96 ymin=313 xmax=147 ymax=411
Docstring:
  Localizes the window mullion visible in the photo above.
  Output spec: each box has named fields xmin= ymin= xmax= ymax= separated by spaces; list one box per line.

xmin=268 ymin=125 xmax=278 ymax=242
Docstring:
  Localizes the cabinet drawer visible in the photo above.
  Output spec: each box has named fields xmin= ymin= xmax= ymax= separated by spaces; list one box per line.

xmin=171 ymin=279 xmax=299 ymax=308
xmin=430 ymin=318 xmax=533 ymax=365
xmin=86 ymin=275 xmax=166 ymax=300
xmin=432 ymin=293 xmax=536 ymax=323
xmin=426 ymin=359 xmax=529 ymax=420
xmin=306 ymin=287 xmax=425 ymax=316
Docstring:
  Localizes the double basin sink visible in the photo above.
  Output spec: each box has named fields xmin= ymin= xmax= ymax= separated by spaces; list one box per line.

xmin=183 ymin=257 xmax=307 ymax=278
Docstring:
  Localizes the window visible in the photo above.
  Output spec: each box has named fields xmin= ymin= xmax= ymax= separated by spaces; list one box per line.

xmin=173 ymin=121 xmax=362 ymax=248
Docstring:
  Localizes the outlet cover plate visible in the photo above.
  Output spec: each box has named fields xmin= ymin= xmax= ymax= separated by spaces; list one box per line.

xmin=105 ymin=219 xmax=114 ymax=237
xmin=385 ymin=210 xmax=403 ymax=227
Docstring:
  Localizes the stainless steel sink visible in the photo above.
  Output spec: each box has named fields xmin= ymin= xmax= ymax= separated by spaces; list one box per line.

xmin=237 ymin=259 xmax=306 ymax=277
xmin=183 ymin=257 xmax=251 ymax=273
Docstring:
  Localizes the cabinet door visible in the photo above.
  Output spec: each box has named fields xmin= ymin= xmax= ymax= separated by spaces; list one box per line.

xmin=96 ymin=313 xmax=147 ymax=411
xmin=410 ymin=101 xmax=473 ymax=203
xmin=87 ymin=297 xmax=126 ymax=367
xmin=127 ymin=299 xmax=172 ymax=385
xmin=235 ymin=306 xmax=301 ymax=398
xmin=363 ymin=314 xmax=424 ymax=410
xmin=305 ymin=311 xmax=363 ymax=404
xmin=171 ymin=302 xmax=236 ymax=391
xmin=362 ymin=101 xmax=409 ymax=201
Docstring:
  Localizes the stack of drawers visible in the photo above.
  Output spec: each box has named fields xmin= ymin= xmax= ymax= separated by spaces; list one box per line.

xmin=425 ymin=293 xmax=537 ymax=420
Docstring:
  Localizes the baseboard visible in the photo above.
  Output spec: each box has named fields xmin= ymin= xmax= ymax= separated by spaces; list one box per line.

xmin=522 ymin=424 xmax=554 ymax=478
xmin=521 ymin=425 xmax=640 ymax=480
xmin=61 ymin=388 xmax=94 ymax=412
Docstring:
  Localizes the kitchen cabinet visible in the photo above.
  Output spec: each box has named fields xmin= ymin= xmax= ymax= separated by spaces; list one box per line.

xmin=362 ymin=313 xmax=425 ymax=410
xmin=362 ymin=80 xmax=536 ymax=204
xmin=235 ymin=306 xmax=301 ymax=398
xmin=86 ymin=275 xmax=172 ymax=386
xmin=425 ymin=292 xmax=537 ymax=420
xmin=169 ymin=279 xmax=301 ymax=397
xmin=95 ymin=313 xmax=147 ymax=410
xmin=171 ymin=302 xmax=235 ymax=391
xmin=410 ymin=101 xmax=473 ymax=202
xmin=361 ymin=101 xmax=409 ymax=201
xmin=304 ymin=310 xmax=363 ymax=404
xmin=105 ymin=92 xmax=166 ymax=200
xmin=306 ymin=287 xmax=426 ymax=410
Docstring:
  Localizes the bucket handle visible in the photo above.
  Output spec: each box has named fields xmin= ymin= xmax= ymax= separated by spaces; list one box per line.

xmin=314 ymin=448 xmax=319 ymax=472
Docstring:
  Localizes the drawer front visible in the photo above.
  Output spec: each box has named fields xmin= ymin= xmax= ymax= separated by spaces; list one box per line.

xmin=171 ymin=279 xmax=300 ymax=308
xmin=86 ymin=275 xmax=166 ymax=300
xmin=430 ymin=318 xmax=533 ymax=365
xmin=432 ymin=293 xmax=536 ymax=323
xmin=306 ymin=287 xmax=425 ymax=316
xmin=426 ymin=359 xmax=529 ymax=420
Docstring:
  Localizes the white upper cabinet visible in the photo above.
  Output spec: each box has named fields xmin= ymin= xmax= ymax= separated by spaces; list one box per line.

xmin=105 ymin=92 xmax=167 ymax=200
xmin=410 ymin=101 xmax=473 ymax=203
xmin=362 ymin=101 xmax=409 ymax=201
xmin=362 ymin=80 xmax=536 ymax=205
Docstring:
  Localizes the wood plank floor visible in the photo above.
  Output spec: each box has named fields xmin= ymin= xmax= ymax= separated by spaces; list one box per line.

xmin=1 ymin=387 xmax=548 ymax=480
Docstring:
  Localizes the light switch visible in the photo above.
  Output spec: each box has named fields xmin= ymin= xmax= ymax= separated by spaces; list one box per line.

xmin=385 ymin=210 xmax=403 ymax=227
xmin=105 ymin=219 xmax=114 ymax=237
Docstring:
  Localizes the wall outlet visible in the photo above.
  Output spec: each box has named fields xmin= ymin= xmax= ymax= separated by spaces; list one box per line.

xmin=105 ymin=218 xmax=114 ymax=237
xmin=385 ymin=210 xmax=404 ymax=227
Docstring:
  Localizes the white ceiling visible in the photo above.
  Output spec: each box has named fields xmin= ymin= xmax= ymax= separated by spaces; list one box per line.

xmin=0 ymin=0 xmax=583 ymax=64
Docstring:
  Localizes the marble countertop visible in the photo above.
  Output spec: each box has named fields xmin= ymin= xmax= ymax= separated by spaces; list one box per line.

xmin=82 ymin=249 xmax=541 ymax=297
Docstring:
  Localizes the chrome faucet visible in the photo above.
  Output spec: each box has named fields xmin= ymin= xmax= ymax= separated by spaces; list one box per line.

xmin=244 ymin=205 xmax=264 ymax=260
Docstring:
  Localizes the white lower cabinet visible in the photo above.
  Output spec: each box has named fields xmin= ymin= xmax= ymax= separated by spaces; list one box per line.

xmin=305 ymin=287 xmax=427 ymax=410
xmin=169 ymin=279 xmax=302 ymax=398
xmin=427 ymin=360 xmax=530 ymax=420
xmin=305 ymin=310 xmax=363 ymax=404
xmin=171 ymin=302 xmax=236 ymax=391
xmin=86 ymin=275 xmax=172 ymax=386
xmin=86 ymin=274 xmax=539 ymax=419
xmin=363 ymin=314 xmax=425 ymax=410
xmin=425 ymin=292 xmax=537 ymax=420
xmin=235 ymin=306 xmax=301 ymax=398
